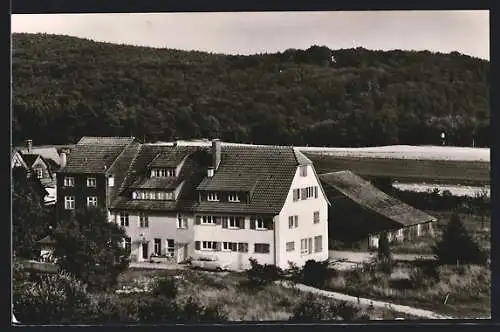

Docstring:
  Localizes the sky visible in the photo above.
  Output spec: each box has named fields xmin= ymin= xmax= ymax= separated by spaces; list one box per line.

xmin=11 ymin=11 xmax=490 ymax=60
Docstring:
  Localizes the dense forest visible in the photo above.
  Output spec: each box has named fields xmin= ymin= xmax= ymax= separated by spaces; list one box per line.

xmin=12 ymin=33 xmax=490 ymax=147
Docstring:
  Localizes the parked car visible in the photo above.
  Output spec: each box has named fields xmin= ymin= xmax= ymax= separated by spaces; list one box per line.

xmin=190 ymin=255 xmax=230 ymax=271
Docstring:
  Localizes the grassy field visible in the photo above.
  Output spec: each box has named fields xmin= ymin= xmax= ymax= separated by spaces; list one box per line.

xmin=115 ymin=268 xmax=416 ymax=321
xmin=324 ymin=262 xmax=491 ymax=319
xmin=306 ymin=154 xmax=490 ymax=186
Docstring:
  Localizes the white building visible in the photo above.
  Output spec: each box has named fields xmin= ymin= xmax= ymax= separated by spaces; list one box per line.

xmin=59 ymin=137 xmax=330 ymax=271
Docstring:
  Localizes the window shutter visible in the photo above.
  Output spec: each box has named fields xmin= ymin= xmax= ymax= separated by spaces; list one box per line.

xmin=195 ymin=241 xmax=200 ymax=250
xmin=250 ymin=217 xmax=256 ymax=230
xmin=244 ymin=243 xmax=249 ymax=253
xmin=222 ymin=216 xmax=228 ymax=228
xmin=266 ymin=218 xmax=274 ymax=230
xmin=294 ymin=215 xmax=299 ymax=228
xmin=238 ymin=217 xmax=245 ymax=229
xmin=301 ymin=188 xmax=306 ymax=200
xmin=308 ymin=238 xmax=312 ymax=253
xmin=195 ymin=216 xmax=201 ymax=225
xmin=314 ymin=186 xmax=318 ymax=198
xmin=293 ymin=189 xmax=298 ymax=201
xmin=215 ymin=216 xmax=222 ymax=226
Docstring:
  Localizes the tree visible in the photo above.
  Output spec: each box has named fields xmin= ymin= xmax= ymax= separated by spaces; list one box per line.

xmin=52 ymin=207 xmax=130 ymax=291
xmin=12 ymin=167 xmax=51 ymax=259
xmin=433 ymin=213 xmax=487 ymax=265
xmin=377 ymin=232 xmax=391 ymax=261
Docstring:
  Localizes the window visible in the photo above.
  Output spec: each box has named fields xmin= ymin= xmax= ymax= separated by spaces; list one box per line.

xmin=223 ymin=242 xmax=238 ymax=251
xmin=207 ymin=192 xmax=219 ymax=202
xmin=416 ymin=224 xmax=422 ymax=236
xmin=314 ymin=186 xmax=318 ymax=198
xmin=123 ymin=237 xmax=131 ymax=253
xmin=202 ymin=241 xmax=217 ymax=250
xmin=167 ymin=239 xmax=175 ymax=257
xmin=299 ymin=186 xmax=317 ymax=200
xmin=314 ymin=236 xmax=323 ymax=253
xmin=108 ymin=175 xmax=114 ymax=187
xmin=255 ymin=218 xmax=266 ymax=230
xmin=202 ymin=216 xmax=216 ymax=225
xmin=36 ymin=168 xmax=43 ymax=179
xmin=228 ymin=193 xmax=240 ymax=202
xmin=293 ymin=189 xmax=300 ymax=201
xmin=301 ymin=238 xmax=312 ymax=255
xmin=254 ymin=243 xmax=270 ymax=254
xmin=228 ymin=216 xmax=239 ymax=228
xmin=177 ymin=214 xmax=187 ymax=229
xmin=286 ymin=241 xmax=295 ymax=252
xmin=397 ymin=229 xmax=404 ymax=237
xmin=288 ymin=215 xmax=298 ymax=229
xmin=64 ymin=196 xmax=75 ymax=210
xmin=87 ymin=177 xmax=96 ymax=187
xmin=64 ymin=177 xmax=74 ymax=187
xmin=87 ymin=196 xmax=98 ymax=207
xmin=139 ymin=213 xmax=149 ymax=228
xmin=119 ymin=212 xmax=129 ymax=227
xmin=154 ymin=238 xmax=162 ymax=255
xmin=151 ymin=168 xmax=176 ymax=177
xmin=238 ymin=242 xmax=249 ymax=253
xmin=300 ymin=165 xmax=308 ymax=177
xmin=313 ymin=211 xmax=320 ymax=224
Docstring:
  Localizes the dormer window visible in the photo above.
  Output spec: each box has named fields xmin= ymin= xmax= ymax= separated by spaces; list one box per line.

xmin=207 ymin=192 xmax=219 ymax=202
xmin=151 ymin=168 xmax=176 ymax=177
xmin=87 ymin=177 xmax=96 ymax=187
xmin=132 ymin=189 xmax=174 ymax=201
xmin=228 ymin=193 xmax=240 ymax=202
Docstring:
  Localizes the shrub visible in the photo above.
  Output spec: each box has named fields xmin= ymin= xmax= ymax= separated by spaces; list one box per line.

xmin=302 ymin=259 xmax=330 ymax=288
xmin=285 ymin=261 xmax=303 ymax=284
xmin=13 ymin=271 xmax=91 ymax=324
xmin=290 ymin=294 xmax=361 ymax=321
xmin=152 ymin=276 xmax=178 ymax=299
xmin=376 ymin=258 xmax=394 ymax=275
xmin=378 ymin=232 xmax=392 ymax=261
xmin=245 ymin=258 xmax=282 ymax=288
xmin=86 ymin=294 xmax=141 ymax=323
xmin=177 ymin=296 xmax=228 ymax=322
xmin=137 ymin=296 xmax=179 ymax=322
xmin=433 ymin=213 xmax=487 ymax=265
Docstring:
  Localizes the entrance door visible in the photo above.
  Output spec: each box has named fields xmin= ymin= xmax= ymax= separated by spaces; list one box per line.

xmin=142 ymin=242 xmax=149 ymax=260
xmin=177 ymin=244 xmax=186 ymax=263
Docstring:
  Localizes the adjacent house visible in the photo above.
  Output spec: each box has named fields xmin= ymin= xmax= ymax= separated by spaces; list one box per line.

xmin=56 ymin=137 xmax=330 ymax=270
xmin=319 ymin=170 xmax=437 ymax=250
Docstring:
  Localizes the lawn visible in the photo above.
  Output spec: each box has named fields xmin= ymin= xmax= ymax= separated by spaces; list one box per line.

xmin=306 ymin=154 xmax=490 ymax=186
xmin=323 ymin=262 xmax=491 ymax=319
xmin=114 ymin=267 xmax=416 ymax=321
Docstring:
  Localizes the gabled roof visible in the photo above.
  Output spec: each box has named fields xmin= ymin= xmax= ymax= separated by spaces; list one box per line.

xmin=61 ymin=137 xmax=136 ymax=174
xmin=14 ymin=146 xmax=61 ymax=166
xmin=319 ymin=170 xmax=436 ymax=227
xmin=148 ymin=151 xmax=189 ymax=168
xmin=21 ymin=154 xmax=41 ymax=167
xmin=111 ymin=144 xmax=303 ymax=215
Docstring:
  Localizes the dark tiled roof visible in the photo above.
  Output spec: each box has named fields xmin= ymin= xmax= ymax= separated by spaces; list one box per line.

xmin=61 ymin=137 xmax=136 ymax=174
xmin=14 ymin=147 xmax=61 ymax=166
xmin=132 ymin=176 xmax=182 ymax=190
xmin=111 ymin=144 xmax=301 ymax=215
xmin=320 ymin=171 xmax=436 ymax=227
xmin=293 ymin=148 xmax=313 ymax=165
xmin=77 ymin=136 xmax=136 ymax=145
xmin=148 ymin=151 xmax=189 ymax=168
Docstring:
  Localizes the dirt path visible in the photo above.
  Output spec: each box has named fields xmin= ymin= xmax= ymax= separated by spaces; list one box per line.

xmin=278 ymin=281 xmax=453 ymax=320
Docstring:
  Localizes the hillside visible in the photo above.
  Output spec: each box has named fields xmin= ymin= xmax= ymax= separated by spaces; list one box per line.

xmin=12 ymin=33 xmax=490 ymax=147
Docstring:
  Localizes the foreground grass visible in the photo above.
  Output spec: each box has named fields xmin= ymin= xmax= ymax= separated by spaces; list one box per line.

xmin=324 ymin=263 xmax=491 ymax=319
xmin=115 ymin=268 xmax=414 ymax=321
xmin=306 ymin=154 xmax=490 ymax=186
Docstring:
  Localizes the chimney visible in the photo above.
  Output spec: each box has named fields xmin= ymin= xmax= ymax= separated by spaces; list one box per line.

xmin=212 ymin=139 xmax=221 ymax=171
xmin=60 ymin=151 xmax=67 ymax=168
xmin=26 ymin=139 xmax=32 ymax=153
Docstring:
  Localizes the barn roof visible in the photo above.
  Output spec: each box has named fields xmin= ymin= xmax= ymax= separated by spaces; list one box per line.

xmin=319 ymin=170 xmax=436 ymax=227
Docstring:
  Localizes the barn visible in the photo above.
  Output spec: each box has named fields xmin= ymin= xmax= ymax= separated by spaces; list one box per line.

xmin=319 ymin=170 xmax=437 ymax=250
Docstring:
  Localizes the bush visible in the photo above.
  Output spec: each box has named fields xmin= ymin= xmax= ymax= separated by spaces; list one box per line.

xmin=245 ymin=258 xmax=282 ymax=287
xmin=433 ymin=213 xmax=487 ymax=265
xmin=152 ymin=276 xmax=178 ymax=299
xmin=302 ymin=259 xmax=330 ymax=288
xmin=13 ymin=271 xmax=91 ymax=324
xmin=178 ymin=296 xmax=228 ymax=322
xmin=290 ymin=294 xmax=361 ymax=321
xmin=378 ymin=232 xmax=392 ymax=261
xmin=285 ymin=261 xmax=303 ymax=284
xmin=86 ymin=294 xmax=142 ymax=323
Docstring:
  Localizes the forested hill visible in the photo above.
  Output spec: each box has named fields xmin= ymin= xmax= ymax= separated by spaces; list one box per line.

xmin=12 ymin=33 xmax=490 ymax=147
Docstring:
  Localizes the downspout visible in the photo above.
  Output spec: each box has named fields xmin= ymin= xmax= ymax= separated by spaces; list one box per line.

xmin=273 ymin=215 xmax=278 ymax=266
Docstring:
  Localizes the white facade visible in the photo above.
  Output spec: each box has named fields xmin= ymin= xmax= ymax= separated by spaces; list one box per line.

xmin=275 ymin=164 xmax=329 ymax=269
xmin=113 ymin=165 xmax=329 ymax=270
